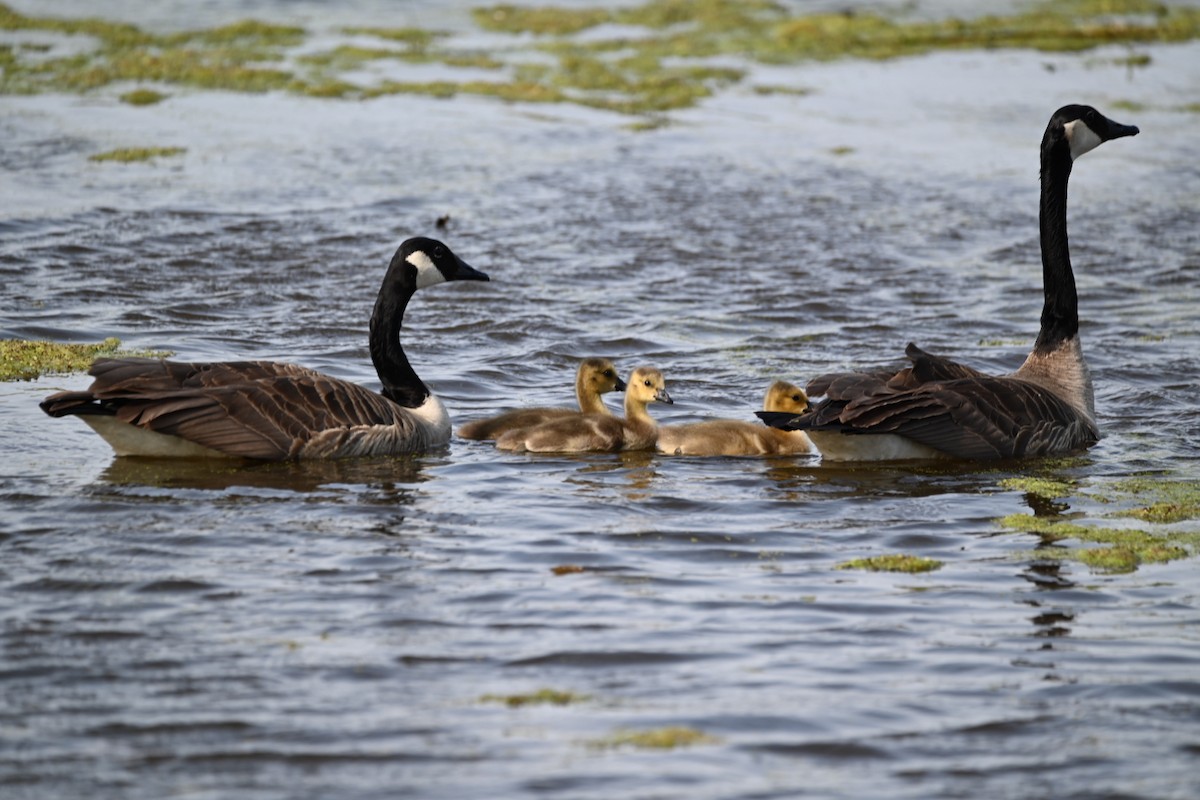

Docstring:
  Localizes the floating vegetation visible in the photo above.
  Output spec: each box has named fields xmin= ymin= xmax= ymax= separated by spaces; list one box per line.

xmin=836 ymin=554 xmax=943 ymax=573
xmin=997 ymin=474 xmax=1200 ymax=573
xmin=1 ymin=0 xmax=1198 ymax=122
xmin=118 ymin=88 xmax=168 ymax=105
xmin=999 ymin=476 xmax=1077 ymax=501
xmin=89 ymin=146 xmax=186 ymax=163
xmin=551 ymin=564 xmax=585 ymax=575
xmin=481 ymin=688 xmax=590 ymax=707
xmin=0 ymin=337 xmax=171 ymax=381
xmin=588 ymin=725 xmax=720 ymax=750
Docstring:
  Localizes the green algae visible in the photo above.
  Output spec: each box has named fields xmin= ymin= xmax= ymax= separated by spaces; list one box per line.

xmin=1000 ymin=485 xmax=1200 ymax=573
xmin=0 ymin=337 xmax=171 ymax=381
xmin=2 ymin=0 xmax=1199 ymax=120
xmin=481 ymin=688 xmax=590 ymax=707
xmin=836 ymin=554 xmax=943 ymax=573
xmin=89 ymin=146 xmax=186 ymax=163
xmin=588 ymin=726 xmax=720 ymax=750
xmin=118 ymin=87 xmax=167 ymax=105
xmin=999 ymin=476 xmax=1077 ymax=501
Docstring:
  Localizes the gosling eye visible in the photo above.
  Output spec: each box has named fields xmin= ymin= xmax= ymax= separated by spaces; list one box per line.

xmin=792 ymin=394 xmax=803 ymax=402
xmin=643 ymin=379 xmax=653 ymax=387
xmin=604 ymin=370 xmax=614 ymax=378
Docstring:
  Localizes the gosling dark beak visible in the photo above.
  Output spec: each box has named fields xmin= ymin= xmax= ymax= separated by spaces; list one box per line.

xmin=614 ymin=376 xmax=628 ymax=392
xmin=656 ymin=388 xmax=673 ymax=405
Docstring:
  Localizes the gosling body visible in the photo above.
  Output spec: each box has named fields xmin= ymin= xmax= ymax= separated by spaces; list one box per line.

xmin=457 ymin=358 xmax=625 ymax=440
xmin=658 ymin=380 xmax=814 ymax=457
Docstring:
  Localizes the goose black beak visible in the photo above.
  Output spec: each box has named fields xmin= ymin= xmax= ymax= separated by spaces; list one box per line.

xmin=454 ymin=255 xmax=490 ymax=282
xmin=1106 ymin=120 xmax=1139 ymax=141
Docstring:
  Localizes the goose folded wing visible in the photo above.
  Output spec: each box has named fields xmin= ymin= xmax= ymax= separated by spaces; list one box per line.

xmin=81 ymin=360 xmax=414 ymax=460
xmin=838 ymin=377 xmax=1096 ymax=459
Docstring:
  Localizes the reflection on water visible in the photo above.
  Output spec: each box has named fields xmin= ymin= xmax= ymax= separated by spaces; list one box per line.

xmin=97 ymin=453 xmax=429 ymax=493
xmin=2 ymin=8 xmax=1199 ymax=799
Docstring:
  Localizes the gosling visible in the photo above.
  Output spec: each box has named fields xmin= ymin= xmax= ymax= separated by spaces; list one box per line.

xmin=458 ymin=357 xmax=626 ymax=440
xmin=495 ymin=366 xmax=672 ymax=453
xmin=657 ymin=380 xmax=814 ymax=457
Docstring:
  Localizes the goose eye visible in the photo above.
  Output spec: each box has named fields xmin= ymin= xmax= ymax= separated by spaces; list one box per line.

xmin=433 ymin=245 xmax=445 ymax=258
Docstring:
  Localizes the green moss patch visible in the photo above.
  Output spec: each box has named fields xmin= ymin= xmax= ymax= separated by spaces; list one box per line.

xmin=0 ymin=337 xmax=171 ymax=381
xmin=118 ymin=87 xmax=168 ymax=105
xmin=89 ymin=146 xmax=186 ymax=163
xmin=2 ymin=0 xmax=1198 ymax=121
xmin=836 ymin=554 xmax=943 ymax=573
xmin=1000 ymin=493 xmax=1200 ymax=574
xmin=481 ymin=688 xmax=590 ymax=707
xmin=999 ymin=476 xmax=1077 ymax=501
xmin=588 ymin=725 xmax=720 ymax=749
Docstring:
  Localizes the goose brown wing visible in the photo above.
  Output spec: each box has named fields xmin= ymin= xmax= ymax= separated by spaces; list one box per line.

xmin=834 ymin=375 xmax=1097 ymax=459
xmin=43 ymin=357 xmax=411 ymax=460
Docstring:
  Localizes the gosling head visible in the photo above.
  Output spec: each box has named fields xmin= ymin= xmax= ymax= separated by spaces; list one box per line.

xmin=627 ymin=366 xmax=673 ymax=406
xmin=763 ymin=380 xmax=810 ymax=414
xmin=1045 ymin=104 xmax=1139 ymax=163
xmin=394 ymin=236 xmax=490 ymax=290
xmin=579 ymin=357 xmax=627 ymax=395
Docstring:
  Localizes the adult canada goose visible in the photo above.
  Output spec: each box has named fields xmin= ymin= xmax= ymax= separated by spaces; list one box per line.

xmin=456 ymin=357 xmax=626 ymax=440
xmin=495 ymin=366 xmax=672 ymax=453
xmin=758 ymin=104 xmax=1138 ymax=461
xmin=40 ymin=237 xmax=489 ymax=460
xmin=658 ymin=380 xmax=814 ymax=457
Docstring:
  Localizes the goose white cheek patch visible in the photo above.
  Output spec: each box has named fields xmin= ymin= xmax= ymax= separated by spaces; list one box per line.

xmin=1064 ymin=119 xmax=1103 ymax=160
xmin=406 ymin=250 xmax=446 ymax=289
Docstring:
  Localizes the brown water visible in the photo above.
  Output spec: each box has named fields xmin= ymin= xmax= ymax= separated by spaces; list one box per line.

xmin=2 ymin=3 xmax=1200 ymax=798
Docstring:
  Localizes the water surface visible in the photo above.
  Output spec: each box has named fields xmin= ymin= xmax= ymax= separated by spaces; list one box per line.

xmin=2 ymin=3 xmax=1200 ymax=798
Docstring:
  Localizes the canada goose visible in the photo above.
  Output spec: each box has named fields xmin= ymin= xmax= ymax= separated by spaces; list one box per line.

xmin=495 ymin=366 xmax=672 ymax=453
xmin=40 ymin=237 xmax=490 ymax=460
xmin=657 ymin=380 xmax=814 ymax=457
xmin=758 ymin=104 xmax=1138 ymax=461
xmin=456 ymin=357 xmax=627 ymax=440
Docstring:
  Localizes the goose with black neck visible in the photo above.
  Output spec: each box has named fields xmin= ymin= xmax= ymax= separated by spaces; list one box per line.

xmin=758 ymin=104 xmax=1139 ymax=461
xmin=41 ymin=237 xmax=490 ymax=460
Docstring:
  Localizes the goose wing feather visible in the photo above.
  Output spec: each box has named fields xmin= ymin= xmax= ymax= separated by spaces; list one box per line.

xmin=42 ymin=357 xmax=424 ymax=460
xmin=765 ymin=345 xmax=1097 ymax=459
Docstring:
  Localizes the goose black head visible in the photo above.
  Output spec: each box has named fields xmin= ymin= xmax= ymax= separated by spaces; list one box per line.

xmin=1045 ymin=104 xmax=1140 ymax=162
xmin=397 ymin=236 xmax=490 ymax=289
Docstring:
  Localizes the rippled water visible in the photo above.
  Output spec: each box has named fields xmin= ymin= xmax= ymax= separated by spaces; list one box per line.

xmin=3 ymin=2 xmax=1200 ymax=798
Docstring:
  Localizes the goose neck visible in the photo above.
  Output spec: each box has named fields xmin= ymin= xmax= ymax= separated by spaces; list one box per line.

xmin=369 ymin=273 xmax=427 ymax=408
xmin=1035 ymin=149 xmax=1076 ymax=352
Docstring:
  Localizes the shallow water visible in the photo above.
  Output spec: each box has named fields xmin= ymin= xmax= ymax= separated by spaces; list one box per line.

xmin=3 ymin=2 xmax=1200 ymax=798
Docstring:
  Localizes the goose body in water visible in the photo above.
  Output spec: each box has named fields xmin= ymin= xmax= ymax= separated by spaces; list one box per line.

xmin=495 ymin=366 xmax=672 ymax=453
xmin=657 ymin=380 xmax=814 ymax=457
xmin=758 ymin=104 xmax=1138 ymax=461
xmin=40 ymin=237 xmax=489 ymax=460
xmin=457 ymin=358 xmax=626 ymax=440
